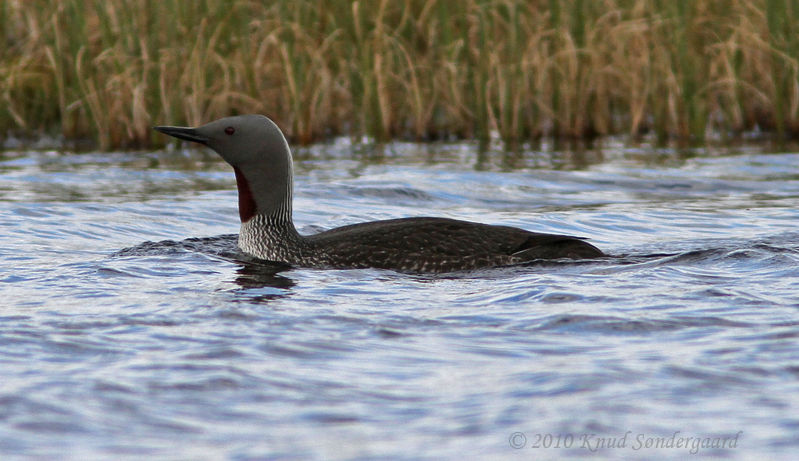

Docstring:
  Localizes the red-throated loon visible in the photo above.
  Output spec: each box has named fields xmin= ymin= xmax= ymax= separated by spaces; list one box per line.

xmin=154 ymin=115 xmax=603 ymax=273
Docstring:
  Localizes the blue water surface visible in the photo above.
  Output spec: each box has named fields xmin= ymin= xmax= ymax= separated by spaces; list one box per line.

xmin=1 ymin=140 xmax=798 ymax=459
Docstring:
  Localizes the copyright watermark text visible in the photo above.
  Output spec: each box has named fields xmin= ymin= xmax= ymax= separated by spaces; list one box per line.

xmin=508 ymin=430 xmax=742 ymax=454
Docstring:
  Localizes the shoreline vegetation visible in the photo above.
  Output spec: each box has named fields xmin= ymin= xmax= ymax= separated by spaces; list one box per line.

xmin=2 ymin=0 xmax=798 ymax=150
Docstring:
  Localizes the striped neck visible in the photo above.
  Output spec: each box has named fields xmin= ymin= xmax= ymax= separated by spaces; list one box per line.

xmin=236 ymin=168 xmax=302 ymax=262
xmin=238 ymin=212 xmax=306 ymax=262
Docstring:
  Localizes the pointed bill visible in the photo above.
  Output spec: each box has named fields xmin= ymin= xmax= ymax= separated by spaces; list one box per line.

xmin=153 ymin=126 xmax=208 ymax=144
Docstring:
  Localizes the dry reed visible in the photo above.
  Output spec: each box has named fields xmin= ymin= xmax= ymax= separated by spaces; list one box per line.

xmin=1 ymin=0 xmax=798 ymax=149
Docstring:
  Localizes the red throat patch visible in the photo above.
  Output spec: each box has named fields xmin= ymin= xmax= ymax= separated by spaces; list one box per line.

xmin=233 ymin=167 xmax=257 ymax=222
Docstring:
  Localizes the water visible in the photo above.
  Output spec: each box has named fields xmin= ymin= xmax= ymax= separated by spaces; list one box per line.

xmin=1 ymin=140 xmax=798 ymax=459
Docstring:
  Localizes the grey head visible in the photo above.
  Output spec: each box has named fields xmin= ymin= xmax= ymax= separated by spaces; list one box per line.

xmin=154 ymin=115 xmax=294 ymax=222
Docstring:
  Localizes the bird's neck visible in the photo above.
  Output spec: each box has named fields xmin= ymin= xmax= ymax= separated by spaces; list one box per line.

xmin=232 ymin=164 xmax=294 ymax=223
xmin=233 ymin=165 xmax=305 ymax=260
xmin=238 ymin=212 xmax=306 ymax=261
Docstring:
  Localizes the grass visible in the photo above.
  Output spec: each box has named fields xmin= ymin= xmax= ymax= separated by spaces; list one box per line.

xmin=1 ymin=0 xmax=798 ymax=150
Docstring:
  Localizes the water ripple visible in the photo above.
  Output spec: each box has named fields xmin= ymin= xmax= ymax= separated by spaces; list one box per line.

xmin=1 ymin=147 xmax=799 ymax=459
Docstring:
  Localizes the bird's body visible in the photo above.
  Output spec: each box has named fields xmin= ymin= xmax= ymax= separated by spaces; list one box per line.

xmin=154 ymin=115 xmax=603 ymax=273
xmin=241 ymin=215 xmax=600 ymax=273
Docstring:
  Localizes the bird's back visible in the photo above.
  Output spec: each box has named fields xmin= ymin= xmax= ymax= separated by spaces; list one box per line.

xmin=304 ymin=217 xmax=603 ymax=272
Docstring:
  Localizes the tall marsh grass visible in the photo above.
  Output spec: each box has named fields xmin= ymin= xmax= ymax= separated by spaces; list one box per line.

xmin=1 ymin=0 xmax=798 ymax=149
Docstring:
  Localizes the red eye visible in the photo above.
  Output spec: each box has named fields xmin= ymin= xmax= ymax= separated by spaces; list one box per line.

xmin=224 ymin=127 xmax=235 ymax=135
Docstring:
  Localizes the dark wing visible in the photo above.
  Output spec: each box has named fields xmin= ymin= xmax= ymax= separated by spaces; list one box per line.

xmin=305 ymin=217 xmax=602 ymax=271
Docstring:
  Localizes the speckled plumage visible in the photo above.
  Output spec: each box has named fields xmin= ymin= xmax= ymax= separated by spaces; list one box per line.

xmin=242 ymin=216 xmax=601 ymax=272
xmin=155 ymin=115 xmax=604 ymax=273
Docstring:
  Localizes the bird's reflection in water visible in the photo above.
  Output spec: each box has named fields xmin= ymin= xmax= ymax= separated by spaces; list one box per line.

xmin=232 ymin=258 xmax=295 ymax=293
xmin=225 ymin=255 xmax=296 ymax=304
